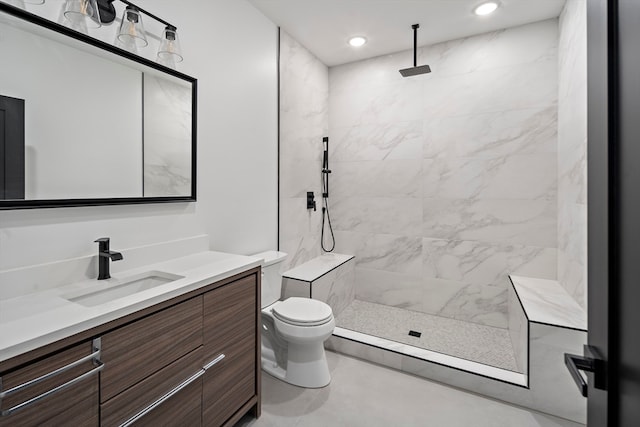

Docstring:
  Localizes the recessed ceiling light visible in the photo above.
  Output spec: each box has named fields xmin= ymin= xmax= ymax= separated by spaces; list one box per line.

xmin=348 ymin=36 xmax=367 ymax=47
xmin=474 ymin=2 xmax=499 ymax=16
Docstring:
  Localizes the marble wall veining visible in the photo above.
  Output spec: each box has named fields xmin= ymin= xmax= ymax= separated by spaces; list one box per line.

xmin=557 ymin=0 xmax=588 ymax=310
xmin=328 ymin=20 xmax=560 ymax=329
xmin=279 ymin=30 xmax=329 ymax=271
xmin=143 ymin=74 xmax=192 ymax=197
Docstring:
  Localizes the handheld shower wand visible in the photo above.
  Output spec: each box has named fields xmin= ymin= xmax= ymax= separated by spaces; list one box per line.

xmin=322 ymin=137 xmax=331 ymax=197
xmin=321 ymin=137 xmax=335 ymax=252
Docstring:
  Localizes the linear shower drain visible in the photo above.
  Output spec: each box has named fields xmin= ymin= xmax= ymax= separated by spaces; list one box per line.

xmin=408 ymin=330 xmax=422 ymax=338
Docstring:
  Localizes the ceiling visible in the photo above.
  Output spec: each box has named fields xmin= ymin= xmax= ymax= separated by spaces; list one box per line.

xmin=248 ymin=0 xmax=566 ymax=67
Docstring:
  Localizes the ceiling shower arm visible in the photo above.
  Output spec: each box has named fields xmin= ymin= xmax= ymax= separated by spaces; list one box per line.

xmin=399 ymin=23 xmax=431 ymax=77
xmin=412 ymin=23 xmax=419 ymax=67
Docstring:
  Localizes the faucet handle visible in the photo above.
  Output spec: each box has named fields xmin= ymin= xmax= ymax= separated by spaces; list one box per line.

xmin=95 ymin=237 xmax=110 ymax=253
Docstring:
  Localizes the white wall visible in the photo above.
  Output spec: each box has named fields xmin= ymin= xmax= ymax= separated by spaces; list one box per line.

xmin=0 ymin=0 xmax=278 ymax=271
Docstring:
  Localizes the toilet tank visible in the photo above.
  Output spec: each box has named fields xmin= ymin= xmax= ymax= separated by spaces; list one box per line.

xmin=253 ymin=251 xmax=288 ymax=308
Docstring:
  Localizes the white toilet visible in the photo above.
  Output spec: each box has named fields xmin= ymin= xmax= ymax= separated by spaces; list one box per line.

xmin=254 ymin=251 xmax=335 ymax=388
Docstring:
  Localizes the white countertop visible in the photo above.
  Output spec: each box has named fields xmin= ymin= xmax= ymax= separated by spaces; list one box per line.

xmin=282 ymin=253 xmax=354 ymax=282
xmin=0 ymin=251 xmax=262 ymax=363
xmin=509 ymin=275 xmax=587 ymax=331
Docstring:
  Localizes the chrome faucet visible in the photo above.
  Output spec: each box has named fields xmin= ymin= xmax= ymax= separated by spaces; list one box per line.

xmin=95 ymin=237 xmax=123 ymax=280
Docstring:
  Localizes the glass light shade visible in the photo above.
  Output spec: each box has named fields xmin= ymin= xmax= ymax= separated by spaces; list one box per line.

xmin=118 ymin=6 xmax=148 ymax=48
xmin=63 ymin=0 xmax=101 ymax=29
xmin=157 ymin=26 xmax=183 ymax=63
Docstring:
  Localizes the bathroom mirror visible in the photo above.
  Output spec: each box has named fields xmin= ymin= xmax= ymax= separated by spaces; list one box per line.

xmin=0 ymin=3 xmax=197 ymax=209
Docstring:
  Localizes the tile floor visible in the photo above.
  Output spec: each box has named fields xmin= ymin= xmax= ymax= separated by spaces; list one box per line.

xmin=236 ymin=351 xmax=583 ymax=427
xmin=336 ymin=300 xmax=519 ymax=372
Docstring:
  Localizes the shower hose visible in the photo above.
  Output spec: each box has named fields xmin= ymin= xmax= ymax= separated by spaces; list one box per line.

xmin=321 ymin=182 xmax=335 ymax=252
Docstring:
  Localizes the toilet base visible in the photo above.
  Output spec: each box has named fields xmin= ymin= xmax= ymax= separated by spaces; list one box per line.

xmin=263 ymin=340 xmax=331 ymax=388
xmin=286 ymin=341 xmax=331 ymax=388
xmin=261 ymin=301 xmax=334 ymax=389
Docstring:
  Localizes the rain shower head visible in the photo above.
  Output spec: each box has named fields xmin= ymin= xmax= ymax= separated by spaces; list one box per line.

xmin=399 ymin=24 xmax=431 ymax=77
xmin=399 ymin=64 xmax=432 ymax=77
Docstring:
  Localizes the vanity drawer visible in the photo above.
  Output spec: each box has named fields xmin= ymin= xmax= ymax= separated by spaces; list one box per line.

xmin=203 ymin=334 xmax=255 ymax=427
xmin=203 ymin=274 xmax=256 ymax=358
xmin=101 ymin=347 xmax=203 ymax=427
xmin=0 ymin=341 xmax=100 ymax=426
xmin=100 ymin=296 xmax=203 ymax=402
xmin=202 ymin=274 xmax=257 ymax=426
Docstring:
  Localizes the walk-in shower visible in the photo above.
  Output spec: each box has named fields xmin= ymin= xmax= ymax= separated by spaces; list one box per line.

xmin=270 ymin=0 xmax=588 ymax=420
xmin=277 ymin=0 xmax=587 ymax=395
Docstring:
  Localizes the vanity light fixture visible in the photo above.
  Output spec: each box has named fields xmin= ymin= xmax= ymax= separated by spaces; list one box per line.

xmin=63 ymin=0 xmax=101 ymax=29
xmin=61 ymin=0 xmax=184 ymax=63
xmin=117 ymin=5 xmax=147 ymax=47
xmin=348 ymin=36 xmax=367 ymax=47
xmin=157 ymin=25 xmax=183 ymax=63
xmin=474 ymin=2 xmax=499 ymax=16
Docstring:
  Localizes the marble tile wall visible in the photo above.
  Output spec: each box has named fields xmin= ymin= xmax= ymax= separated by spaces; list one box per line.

xmin=557 ymin=0 xmax=588 ymax=310
xmin=508 ymin=282 xmax=528 ymax=375
xmin=329 ymin=20 xmax=560 ymax=329
xmin=279 ymin=31 xmax=329 ymax=270
xmin=310 ymin=258 xmax=355 ymax=317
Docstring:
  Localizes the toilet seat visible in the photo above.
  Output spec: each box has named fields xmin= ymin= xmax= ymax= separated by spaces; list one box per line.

xmin=272 ymin=297 xmax=333 ymax=327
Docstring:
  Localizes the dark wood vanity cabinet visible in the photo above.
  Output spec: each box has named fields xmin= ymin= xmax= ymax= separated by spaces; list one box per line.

xmin=0 ymin=267 xmax=261 ymax=427
xmin=99 ymin=297 xmax=204 ymax=426
xmin=203 ymin=274 xmax=258 ymax=426
xmin=0 ymin=341 xmax=100 ymax=426
xmin=101 ymin=347 xmax=204 ymax=426
xmin=100 ymin=296 xmax=204 ymax=404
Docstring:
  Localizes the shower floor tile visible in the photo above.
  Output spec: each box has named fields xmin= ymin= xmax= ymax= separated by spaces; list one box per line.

xmin=335 ymin=300 xmax=520 ymax=373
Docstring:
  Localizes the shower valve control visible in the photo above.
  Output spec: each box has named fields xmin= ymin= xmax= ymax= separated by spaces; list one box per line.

xmin=307 ymin=191 xmax=317 ymax=211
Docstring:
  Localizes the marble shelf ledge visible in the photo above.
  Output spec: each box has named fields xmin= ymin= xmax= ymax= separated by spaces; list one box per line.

xmin=282 ymin=253 xmax=354 ymax=282
xmin=282 ymin=253 xmax=356 ymax=318
xmin=509 ymin=275 xmax=587 ymax=331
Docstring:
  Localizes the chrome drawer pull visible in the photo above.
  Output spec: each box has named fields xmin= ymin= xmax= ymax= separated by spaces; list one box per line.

xmin=119 ymin=369 xmax=205 ymax=427
xmin=0 ymin=360 xmax=104 ymax=417
xmin=0 ymin=345 xmax=101 ymax=399
xmin=119 ymin=354 xmax=225 ymax=427
xmin=203 ymin=353 xmax=225 ymax=371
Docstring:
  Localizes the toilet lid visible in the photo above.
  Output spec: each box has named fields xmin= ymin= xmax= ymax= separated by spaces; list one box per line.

xmin=272 ymin=298 xmax=333 ymax=326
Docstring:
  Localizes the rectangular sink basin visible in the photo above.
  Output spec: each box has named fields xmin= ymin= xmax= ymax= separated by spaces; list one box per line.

xmin=65 ymin=271 xmax=184 ymax=307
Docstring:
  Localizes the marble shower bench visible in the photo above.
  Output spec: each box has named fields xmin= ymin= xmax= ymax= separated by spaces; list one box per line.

xmin=280 ymin=252 xmax=588 ymax=423
xmin=281 ymin=253 xmax=355 ymax=317
xmin=505 ymin=275 xmax=588 ymax=423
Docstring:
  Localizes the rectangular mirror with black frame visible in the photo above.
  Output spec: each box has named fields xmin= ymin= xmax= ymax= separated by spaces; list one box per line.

xmin=0 ymin=2 xmax=197 ymax=209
